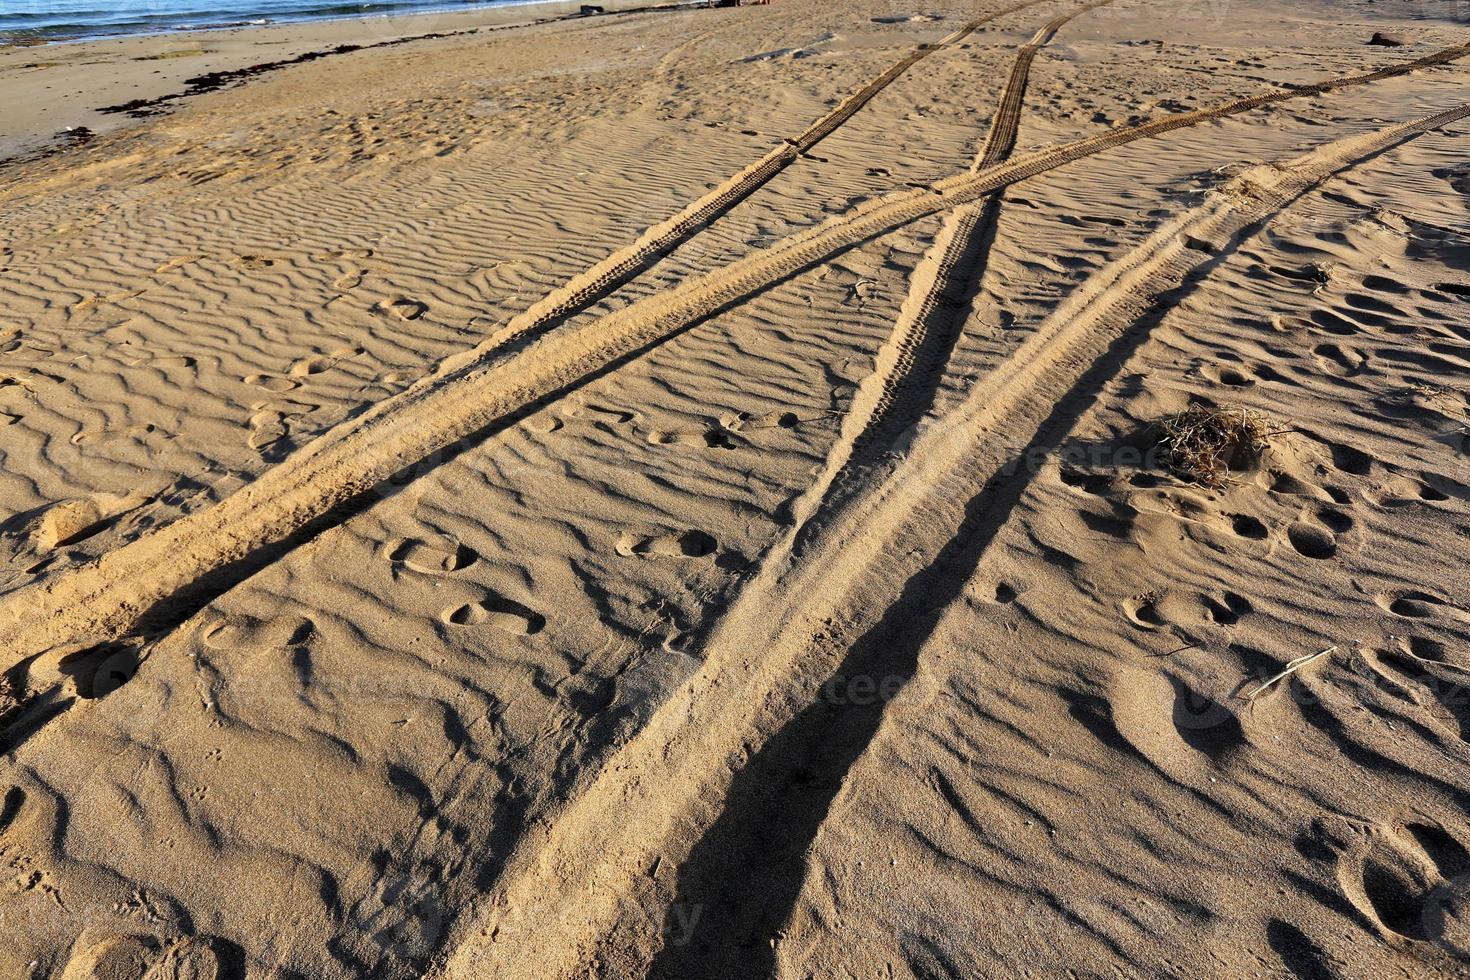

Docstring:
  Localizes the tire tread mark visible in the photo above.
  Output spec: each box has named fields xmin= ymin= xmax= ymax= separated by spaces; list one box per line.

xmin=4 ymin=48 xmax=1467 ymax=660
xmin=444 ymin=103 xmax=1470 ymax=980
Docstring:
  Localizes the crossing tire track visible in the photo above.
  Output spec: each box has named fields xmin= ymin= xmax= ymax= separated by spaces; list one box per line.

xmin=4 ymin=47 xmax=1467 ymax=663
xmin=439 ymin=103 xmax=1470 ymax=980
xmin=481 ymin=0 xmax=1055 ymax=354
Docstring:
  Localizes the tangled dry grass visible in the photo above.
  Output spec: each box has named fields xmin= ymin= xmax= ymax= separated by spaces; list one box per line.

xmin=1153 ymin=405 xmax=1273 ymax=486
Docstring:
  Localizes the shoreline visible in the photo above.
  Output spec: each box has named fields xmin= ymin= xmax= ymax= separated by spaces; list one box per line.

xmin=0 ymin=0 xmax=653 ymax=48
xmin=0 ymin=0 xmax=697 ymax=162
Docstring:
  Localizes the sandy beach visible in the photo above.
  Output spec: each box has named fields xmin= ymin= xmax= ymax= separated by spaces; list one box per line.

xmin=2 ymin=0 xmax=1469 ymax=976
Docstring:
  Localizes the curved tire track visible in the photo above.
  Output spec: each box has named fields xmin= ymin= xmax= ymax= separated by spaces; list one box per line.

xmin=840 ymin=0 xmax=1116 ymax=474
xmin=478 ymin=0 xmax=1054 ymax=355
xmin=4 ymin=46 xmax=1468 ymax=662
xmin=440 ymin=103 xmax=1470 ymax=980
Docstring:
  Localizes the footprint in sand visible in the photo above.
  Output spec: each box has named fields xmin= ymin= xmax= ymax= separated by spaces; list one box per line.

xmin=1108 ymin=668 xmax=1246 ymax=767
xmin=1203 ymin=591 xmax=1252 ymax=626
xmin=616 ymin=530 xmax=718 ymax=559
xmin=1325 ymin=440 xmax=1374 ymax=476
xmin=1286 ymin=520 xmax=1337 ymax=560
xmin=290 ymin=346 xmax=363 ymax=378
xmin=126 ymin=353 xmax=196 ymax=370
xmin=383 ymin=296 xmax=428 ymax=321
xmin=201 ymin=613 xmax=314 ymax=651
xmin=333 ymin=271 xmax=364 ymax=290
xmin=1312 ymin=343 xmax=1369 ymax=377
xmin=36 ymin=499 xmax=106 ymax=549
xmin=1227 ymin=513 xmax=1267 ymax=539
xmin=716 ymin=410 xmax=801 ymax=435
xmin=153 ymin=255 xmax=200 ymax=275
xmin=248 ymin=410 xmax=289 ymax=451
xmin=245 ymin=373 xmax=301 ymax=394
xmin=60 ymin=933 xmax=232 ymax=980
xmin=313 ymin=247 xmax=375 ymax=262
xmin=234 ymin=254 xmax=277 ymax=270
xmin=1376 ymin=590 xmax=1464 ymax=621
xmin=442 ymin=592 xmax=545 ymax=635
xmin=647 ymin=427 xmax=737 ymax=449
xmin=1199 ymin=363 xmax=1256 ymax=388
xmin=754 ymin=411 xmax=800 ymax=429
xmin=33 ymin=493 xmax=146 ymax=550
xmin=573 ymin=404 xmax=638 ymax=426
xmin=1059 ymin=468 xmax=1114 ymax=496
xmin=1267 ymin=470 xmax=1329 ymax=500
xmin=385 ymin=536 xmax=477 ymax=574
xmin=1322 ymin=818 xmax=1470 ymax=952
xmin=70 ymin=423 xmax=157 ymax=447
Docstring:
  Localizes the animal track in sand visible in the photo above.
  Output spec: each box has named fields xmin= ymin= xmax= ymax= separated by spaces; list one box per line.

xmin=233 ymin=254 xmax=277 ymax=270
xmin=386 ymin=536 xmax=477 ymax=574
xmin=1286 ymin=520 xmax=1337 ymax=559
xmin=1122 ymin=592 xmax=1165 ymax=629
xmin=616 ymin=529 xmax=718 ymax=559
xmin=200 ymin=613 xmax=314 ymax=651
xmin=442 ymin=592 xmax=545 ymax=635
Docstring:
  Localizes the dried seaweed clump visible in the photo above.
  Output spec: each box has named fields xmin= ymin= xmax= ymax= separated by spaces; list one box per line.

xmin=1154 ymin=405 xmax=1272 ymax=486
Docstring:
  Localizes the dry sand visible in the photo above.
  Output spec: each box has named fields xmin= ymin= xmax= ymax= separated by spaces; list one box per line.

xmin=1 ymin=0 xmax=1469 ymax=977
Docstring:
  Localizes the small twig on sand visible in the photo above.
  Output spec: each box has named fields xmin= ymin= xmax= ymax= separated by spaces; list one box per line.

xmin=1243 ymin=646 xmax=1337 ymax=701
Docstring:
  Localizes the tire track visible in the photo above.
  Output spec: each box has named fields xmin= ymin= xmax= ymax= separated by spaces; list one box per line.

xmin=5 ymin=45 xmax=1468 ymax=663
xmin=476 ymin=0 xmax=1054 ymax=356
xmin=842 ymin=0 xmax=1114 ymax=471
xmin=440 ymin=103 xmax=1470 ymax=980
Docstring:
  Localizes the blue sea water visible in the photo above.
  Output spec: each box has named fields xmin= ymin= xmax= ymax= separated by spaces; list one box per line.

xmin=0 ymin=0 xmax=538 ymax=42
